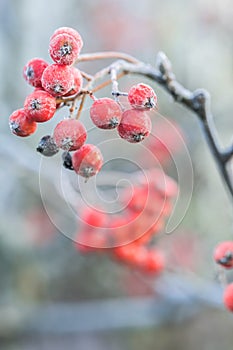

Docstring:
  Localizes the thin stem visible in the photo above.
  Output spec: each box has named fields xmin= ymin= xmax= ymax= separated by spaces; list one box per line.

xmin=76 ymin=94 xmax=87 ymax=120
xmin=77 ymin=51 xmax=140 ymax=64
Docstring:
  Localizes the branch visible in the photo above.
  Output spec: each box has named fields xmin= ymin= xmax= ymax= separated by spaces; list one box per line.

xmin=60 ymin=50 xmax=233 ymax=199
xmin=107 ymin=53 xmax=233 ymax=199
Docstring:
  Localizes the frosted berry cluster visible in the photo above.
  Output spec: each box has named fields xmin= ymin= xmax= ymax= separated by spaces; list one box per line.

xmin=8 ymin=27 xmax=157 ymax=181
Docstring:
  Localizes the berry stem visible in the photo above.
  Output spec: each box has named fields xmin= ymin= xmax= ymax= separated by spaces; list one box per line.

xmin=76 ymin=94 xmax=87 ymax=120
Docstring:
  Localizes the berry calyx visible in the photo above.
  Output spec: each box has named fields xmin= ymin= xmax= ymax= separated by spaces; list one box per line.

xmin=49 ymin=33 xmax=81 ymax=65
xmin=90 ymin=97 xmax=122 ymax=129
xmin=24 ymin=90 xmax=56 ymax=123
xmin=23 ymin=58 xmax=49 ymax=88
xmin=36 ymin=135 xmax=59 ymax=157
xmin=223 ymin=283 xmax=233 ymax=312
xmin=213 ymin=241 xmax=233 ymax=269
xmin=118 ymin=109 xmax=152 ymax=143
xmin=128 ymin=83 xmax=157 ymax=110
xmin=72 ymin=144 xmax=103 ymax=179
xmin=41 ymin=64 xmax=74 ymax=96
xmin=9 ymin=109 xmax=37 ymax=137
xmin=53 ymin=119 xmax=87 ymax=151
xmin=50 ymin=27 xmax=83 ymax=52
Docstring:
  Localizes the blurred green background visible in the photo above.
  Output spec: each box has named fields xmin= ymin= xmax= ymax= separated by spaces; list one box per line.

xmin=1 ymin=0 xmax=233 ymax=349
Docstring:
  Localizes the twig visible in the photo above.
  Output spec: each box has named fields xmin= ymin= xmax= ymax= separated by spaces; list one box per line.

xmin=62 ymin=50 xmax=233 ymax=199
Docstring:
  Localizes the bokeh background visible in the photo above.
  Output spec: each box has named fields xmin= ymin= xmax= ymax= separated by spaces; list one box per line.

xmin=1 ymin=0 xmax=233 ymax=349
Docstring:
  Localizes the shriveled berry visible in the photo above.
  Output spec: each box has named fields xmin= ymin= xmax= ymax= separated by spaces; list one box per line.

xmin=53 ymin=119 xmax=87 ymax=151
xmin=118 ymin=109 xmax=152 ymax=143
xmin=223 ymin=283 xmax=233 ymax=312
xmin=24 ymin=90 xmax=56 ymax=123
xmin=90 ymin=97 xmax=122 ymax=129
xmin=62 ymin=151 xmax=74 ymax=170
xmin=50 ymin=27 xmax=83 ymax=51
xmin=36 ymin=135 xmax=59 ymax=156
xmin=23 ymin=58 xmax=49 ymax=88
xmin=49 ymin=33 xmax=80 ymax=65
xmin=9 ymin=108 xmax=37 ymax=137
xmin=72 ymin=144 xmax=103 ymax=179
xmin=213 ymin=241 xmax=233 ymax=269
xmin=64 ymin=67 xmax=83 ymax=96
xmin=128 ymin=83 xmax=157 ymax=110
xmin=41 ymin=64 xmax=74 ymax=96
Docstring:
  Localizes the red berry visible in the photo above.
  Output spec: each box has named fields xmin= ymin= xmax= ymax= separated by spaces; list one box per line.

xmin=49 ymin=33 xmax=80 ymax=65
xmin=213 ymin=241 xmax=233 ymax=269
xmin=144 ymin=249 xmax=165 ymax=274
xmin=90 ymin=97 xmax=122 ymax=129
xmin=9 ymin=108 xmax=37 ymax=137
xmin=64 ymin=67 xmax=83 ymax=96
xmin=79 ymin=206 xmax=107 ymax=228
xmin=53 ymin=119 xmax=87 ymax=151
xmin=223 ymin=283 xmax=233 ymax=312
xmin=24 ymin=90 xmax=56 ymax=123
xmin=23 ymin=58 xmax=49 ymax=88
xmin=41 ymin=64 xmax=74 ymax=96
xmin=118 ymin=109 xmax=152 ymax=143
xmin=128 ymin=83 xmax=157 ymax=110
xmin=50 ymin=27 xmax=83 ymax=51
xmin=72 ymin=144 xmax=103 ymax=179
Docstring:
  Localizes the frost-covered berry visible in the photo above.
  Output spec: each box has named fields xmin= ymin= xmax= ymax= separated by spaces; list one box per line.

xmin=41 ymin=64 xmax=74 ymax=96
xmin=24 ymin=90 xmax=56 ymax=123
xmin=62 ymin=151 xmax=74 ymax=170
xmin=23 ymin=58 xmax=49 ymax=88
xmin=128 ymin=83 xmax=157 ymax=110
xmin=72 ymin=144 xmax=103 ymax=179
xmin=50 ymin=27 xmax=83 ymax=51
xmin=9 ymin=108 xmax=37 ymax=137
xmin=213 ymin=241 xmax=233 ymax=269
xmin=36 ymin=135 xmax=59 ymax=156
xmin=64 ymin=67 xmax=83 ymax=96
xmin=90 ymin=97 xmax=122 ymax=129
xmin=53 ymin=119 xmax=87 ymax=151
xmin=49 ymin=33 xmax=80 ymax=65
xmin=118 ymin=109 xmax=152 ymax=143
xmin=223 ymin=283 xmax=233 ymax=312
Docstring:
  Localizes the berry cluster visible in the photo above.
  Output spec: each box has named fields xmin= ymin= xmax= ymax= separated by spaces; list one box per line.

xmin=9 ymin=27 xmax=157 ymax=180
xmin=74 ymin=168 xmax=177 ymax=274
xmin=213 ymin=241 xmax=233 ymax=312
